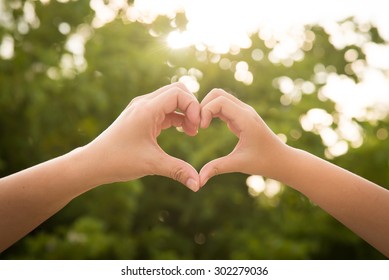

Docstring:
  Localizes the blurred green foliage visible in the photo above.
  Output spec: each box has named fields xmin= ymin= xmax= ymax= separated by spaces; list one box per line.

xmin=0 ymin=0 xmax=387 ymax=259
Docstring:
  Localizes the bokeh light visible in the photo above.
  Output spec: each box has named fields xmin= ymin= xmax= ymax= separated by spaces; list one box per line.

xmin=4 ymin=0 xmax=388 ymax=158
xmin=246 ymin=175 xmax=283 ymax=198
xmin=124 ymin=1 xmax=389 ymax=156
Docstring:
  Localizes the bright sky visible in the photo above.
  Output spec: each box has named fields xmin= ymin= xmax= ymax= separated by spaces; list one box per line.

xmin=126 ymin=0 xmax=389 ymax=49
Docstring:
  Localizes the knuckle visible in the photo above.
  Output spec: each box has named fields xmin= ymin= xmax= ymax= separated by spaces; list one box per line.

xmin=211 ymin=165 xmax=220 ymax=177
xmin=215 ymin=95 xmax=228 ymax=103
xmin=128 ymin=96 xmax=143 ymax=107
xmin=245 ymin=105 xmax=257 ymax=115
xmin=175 ymin=81 xmax=186 ymax=89
xmin=163 ymin=87 xmax=181 ymax=99
xmin=171 ymin=82 xmax=188 ymax=93
xmin=171 ymin=81 xmax=183 ymax=87
xmin=170 ymin=166 xmax=185 ymax=183
xmin=209 ymin=88 xmax=225 ymax=98
xmin=212 ymin=95 xmax=229 ymax=107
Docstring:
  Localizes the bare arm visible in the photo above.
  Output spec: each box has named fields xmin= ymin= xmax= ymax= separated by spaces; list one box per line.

xmin=0 ymin=147 xmax=101 ymax=253
xmin=0 ymin=83 xmax=201 ymax=252
xmin=278 ymin=147 xmax=389 ymax=257
xmin=199 ymin=89 xmax=389 ymax=257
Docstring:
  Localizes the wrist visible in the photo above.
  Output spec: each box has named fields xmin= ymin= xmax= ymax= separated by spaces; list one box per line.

xmin=64 ymin=145 xmax=109 ymax=192
xmin=261 ymin=143 xmax=297 ymax=182
xmin=266 ymin=145 xmax=314 ymax=192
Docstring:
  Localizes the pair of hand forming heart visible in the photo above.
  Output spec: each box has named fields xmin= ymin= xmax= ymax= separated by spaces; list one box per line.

xmin=2 ymin=83 xmax=389 ymax=256
xmin=84 ymin=83 xmax=287 ymax=191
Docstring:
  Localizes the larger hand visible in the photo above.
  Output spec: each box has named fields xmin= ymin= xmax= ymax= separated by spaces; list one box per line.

xmin=0 ymin=83 xmax=201 ymax=252
xmin=84 ymin=83 xmax=201 ymax=191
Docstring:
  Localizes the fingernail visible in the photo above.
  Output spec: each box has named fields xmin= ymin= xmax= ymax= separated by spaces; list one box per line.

xmin=186 ymin=178 xmax=198 ymax=192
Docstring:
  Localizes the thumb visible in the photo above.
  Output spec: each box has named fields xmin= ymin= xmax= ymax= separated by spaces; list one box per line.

xmin=199 ymin=154 xmax=241 ymax=187
xmin=157 ymin=153 xmax=200 ymax=192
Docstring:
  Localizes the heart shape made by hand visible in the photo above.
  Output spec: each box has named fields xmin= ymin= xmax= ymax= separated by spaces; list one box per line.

xmin=158 ymin=117 xmax=238 ymax=185
xmin=152 ymin=88 xmax=283 ymax=192
xmin=99 ymin=84 xmax=282 ymax=193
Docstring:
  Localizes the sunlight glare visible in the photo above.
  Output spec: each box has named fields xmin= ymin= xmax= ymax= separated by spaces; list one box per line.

xmin=167 ymin=31 xmax=192 ymax=49
xmin=246 ymin=175 xmax=266 ymax=197
xmin=69 ymin=0 xmax=389 ymax=158
xmin=246 ymin=175 xmax=282 ymax=198
xmin=364 ymin=43 xmax=389 ymax=70
xmin=90 ymin=0 xmax=129 ymax=28
xmin=320 ymin=127 xmax=339 ymax=147
xmin=171 ymin=67 xmax=202 ymax=93
xmin=23 ymin=1 xmax=40 ymax=29
xmin=0 ymin=34 xmax=14 ymax=60
xmin=178 ymin=75 xmax=200 ymax=93
xmin=58 ymin=22 xmax=71 ymax=35
xmin=234 ymin=61 xmax=253 ymax=85
xmin=300 ymin=108 xmax=333 ymax=132
xmin=264 ymin=179 xmax=282 ymax=198
xmin=321 ymin=71 xmax=389 ymax=121
xmin=327 ymin=140 xmax=348 ymax=157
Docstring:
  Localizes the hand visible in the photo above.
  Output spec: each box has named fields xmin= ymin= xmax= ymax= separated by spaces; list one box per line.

xmin=83 ymin=83 xmax=201 ymax=191
xmin=199 ymin=89 xmax=287 ymax=187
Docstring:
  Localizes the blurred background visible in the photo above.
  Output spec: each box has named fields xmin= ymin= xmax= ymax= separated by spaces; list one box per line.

xmin=1 ymin=0 xmax=389 ymax=259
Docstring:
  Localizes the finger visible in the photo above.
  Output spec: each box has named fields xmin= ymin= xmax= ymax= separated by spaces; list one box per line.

xmin=150 ymin=86 xmax=200 ymax=129
xmin=161 ymin=112 xmax=198 ymax=136
xmin=156 ymin=153 xmax=200 ymax=192
xmin=161 ymin=112 xmax=185 ymax=130
xmin=148 ymin=82 xmax=193 ymax=100
xmin=199 ymin=154 xmax=242 ymax=187
xmin=201 ymin=88 xmax=246 ymax=108
xmin=200 ymin=96 xmax=244 ymax=135
xmin=126 ymin=82 xmax=193 ymax=109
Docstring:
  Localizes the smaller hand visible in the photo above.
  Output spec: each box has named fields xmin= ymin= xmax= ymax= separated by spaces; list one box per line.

xmin=85 ymin=83 xmax=201 ymax=191
xmin=199 ymin=89 xmax=286 ymax=187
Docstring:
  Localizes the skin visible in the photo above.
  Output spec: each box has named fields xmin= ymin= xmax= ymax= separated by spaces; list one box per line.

xmin=1 ymin=84 xmax=388 ymax=258
xmin=199 ymin=89 xmax=389 ymax=258
xmin=0 ymin=83 xmax=201 ymax=253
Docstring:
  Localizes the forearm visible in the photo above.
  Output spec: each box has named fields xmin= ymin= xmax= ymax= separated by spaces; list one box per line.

xmin=273 ymin=146 xmax=389 ymax=257
xmin=0 ymin=84 xmax=201 ymax=252
xmin=0 ymin=146 xmax=101 ymax=252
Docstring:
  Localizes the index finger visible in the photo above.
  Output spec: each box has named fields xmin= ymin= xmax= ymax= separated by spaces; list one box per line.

xmin=201 ymin=88 xmax=247 ymax=108
xmin=200 ymin=96 xmax=245 ymax=136
xmin=149 ymin=82 xmax=193 ymax=99
xmin=150 ymin=85 xmax=200 ymax=129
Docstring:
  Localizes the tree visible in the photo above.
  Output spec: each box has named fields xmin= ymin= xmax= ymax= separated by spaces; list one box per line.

xmin=1 ymin=0 xmax=387 ymax=259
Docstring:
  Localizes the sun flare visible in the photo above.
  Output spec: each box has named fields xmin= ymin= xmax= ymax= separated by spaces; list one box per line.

xmin=72 ymin=0 xmax=389 ymax=158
